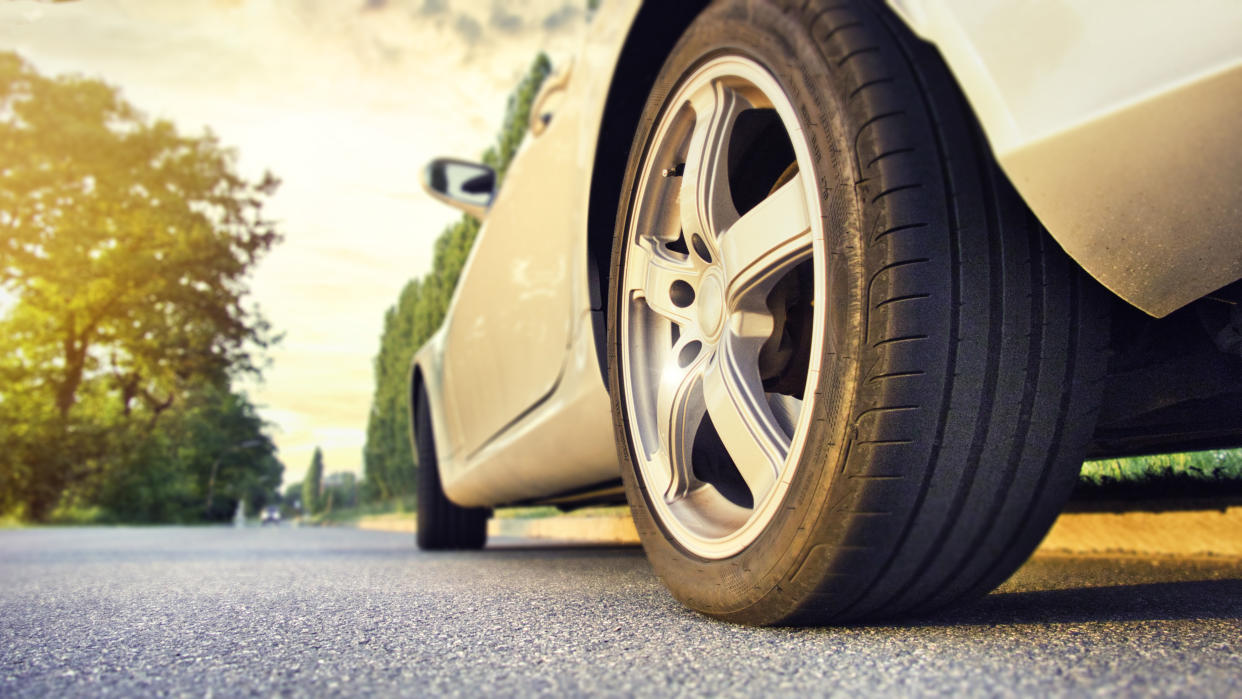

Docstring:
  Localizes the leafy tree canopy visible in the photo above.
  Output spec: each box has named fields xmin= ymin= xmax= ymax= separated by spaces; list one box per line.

xmin=0 ymin=51 xmax=280 ymax=422
xmin=0 ymin=51 xmax=282 ymax=521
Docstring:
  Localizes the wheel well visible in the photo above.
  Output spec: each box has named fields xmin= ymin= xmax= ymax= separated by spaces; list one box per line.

xmin=410 ymin=365 xmax=425 ymax=444
xmin=1090 ymin=282 xmax=1242 ymax=458
xmin=585 ymin=0 xmax=711 ymax=379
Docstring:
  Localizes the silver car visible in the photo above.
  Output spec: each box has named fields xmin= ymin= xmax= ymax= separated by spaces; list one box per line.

xmin=415 ymin=0 xmax=1242 ymax=624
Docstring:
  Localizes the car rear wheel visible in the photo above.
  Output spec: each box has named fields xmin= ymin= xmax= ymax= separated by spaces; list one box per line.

xmin=415 ymin=390 xmax=488 ymax=550
xmin=606 ymin=0 xmax=1109 ymax=625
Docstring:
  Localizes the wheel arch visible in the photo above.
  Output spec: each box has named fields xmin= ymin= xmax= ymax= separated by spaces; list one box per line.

xmin=407 ymin=334 xmax=452 ymax=482
xmin=408 ymin=359 xmax=430 ymax=476
xmin=409 ymin=362 xmax=425 ymax=445
xmin=585 ymin=0 xmax=711 ymax=378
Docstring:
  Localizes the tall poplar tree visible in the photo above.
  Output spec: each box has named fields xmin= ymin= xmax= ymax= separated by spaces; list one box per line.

xmin=302 ymin=448 xmax=325 ymax=516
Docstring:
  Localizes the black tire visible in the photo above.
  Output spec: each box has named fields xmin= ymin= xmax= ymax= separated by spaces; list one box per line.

xmin=415 ymin=390 xmax=488 ymax=550
xmin=606 ymin=0 xmax=1109 ymax=625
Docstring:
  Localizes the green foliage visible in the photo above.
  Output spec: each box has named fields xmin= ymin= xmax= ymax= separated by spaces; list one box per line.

xmin=322 ymin=471 xmax=359 ymax=513
xmin=303 ymin=447 xmax=325 ymax=516
xmin=1078 ymin=449 xmax=1242 ymax=500
xmin=0 ymin=52 xmax=282 ymax=522
xmin=96 ymin=383 xmax=282 ymax=523
xmin=283 ymin=481 xmax=302 ymax=506
xmin=362 ymin=52 xmax=553 ymax=503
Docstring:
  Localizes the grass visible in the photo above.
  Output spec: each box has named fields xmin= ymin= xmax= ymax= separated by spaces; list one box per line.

xmin=308 ymin=495 xmax=417 ymax=525
xmin=0 ymin=513 xmax=27 ymax=529
xmin=45 ymin=505 xmax=113 ymax=525
xmin=1073 ymin=448 xmax=1242 ymax=501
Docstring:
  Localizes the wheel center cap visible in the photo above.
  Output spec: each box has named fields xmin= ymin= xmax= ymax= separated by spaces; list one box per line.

xmin=698 ymin=274 xmax=725 ymax=338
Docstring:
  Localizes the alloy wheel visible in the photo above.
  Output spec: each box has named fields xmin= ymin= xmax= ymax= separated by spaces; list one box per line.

xmin=619 ymin=54 xmax=828 ymax=559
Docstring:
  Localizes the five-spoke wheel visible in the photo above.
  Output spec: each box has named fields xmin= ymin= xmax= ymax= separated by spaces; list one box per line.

xmin=619 ymin=55 xmax=823 ymax=559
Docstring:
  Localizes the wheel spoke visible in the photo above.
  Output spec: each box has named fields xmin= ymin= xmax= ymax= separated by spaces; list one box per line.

xmin=626 ymin=238 xmax=699 ymax=327
xmin=655 ymin=337 xmax=709 ymax=503
xmin=680 ymin=80 xmax=750 ymax=242
xmin=720 ymin=173 xmax=813 ymax=309
xmin=702 ymin=338 xmax=789 ymax=501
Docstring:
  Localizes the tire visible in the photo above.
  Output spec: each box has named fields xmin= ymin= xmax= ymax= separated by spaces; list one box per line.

xmin=606 ymin=0 xmax=1109 ymax=625
xmin=415 ymin=389 xmax=488 ymax=550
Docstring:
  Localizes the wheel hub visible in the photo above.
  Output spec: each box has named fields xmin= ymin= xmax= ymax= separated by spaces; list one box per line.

xmin=695 ymin=272 xmax=726 ymax=340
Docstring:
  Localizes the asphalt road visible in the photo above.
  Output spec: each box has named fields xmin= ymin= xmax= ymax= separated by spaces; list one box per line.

xmin=2 ymin=527 xmax=1240 ymax=697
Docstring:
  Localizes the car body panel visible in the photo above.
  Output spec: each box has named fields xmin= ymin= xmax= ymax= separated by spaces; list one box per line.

xmin=415 ymin=0 xmax=1242 ymax=508
xmin=439 ymin=128 xmax=575 ymax=458
xmin=888 ymin=0 xmax=1242 ymax=316
xmin=1002 ymin=64 xmax=1242 ymax=317
xmin=414 ymin=0 xmax=643 ymax=506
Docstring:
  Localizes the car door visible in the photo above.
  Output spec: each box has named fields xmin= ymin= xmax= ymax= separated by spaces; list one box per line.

xmin=440 ymin=74 xmax=580 ymax=460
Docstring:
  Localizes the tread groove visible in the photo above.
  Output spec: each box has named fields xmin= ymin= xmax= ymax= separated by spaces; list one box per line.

xmin=849 ymin=76 xmax=895 ymax=100
xmin=866 ymin=370 xmax=926 ymax=383
xmin=820 ymin=20 xmax=864 ymax=44
xmin=873 ymin=222 xmax=927 ymax=243
xmin=865 ymin=147 xmax=914 ymax=168
xmin=874 ymin=292 xmax=930 ymax=309
xmin=870 ymin=182 xmax=923 ymax=203
xmin=872 ymin=334 xmax=928 ymax=348
xmin=837 ymin=46 xmax=881 ymax=67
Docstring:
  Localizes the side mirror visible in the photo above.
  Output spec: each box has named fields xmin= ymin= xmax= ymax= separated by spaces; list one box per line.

xmin=421 ymin=158 xmax=497 ymax=220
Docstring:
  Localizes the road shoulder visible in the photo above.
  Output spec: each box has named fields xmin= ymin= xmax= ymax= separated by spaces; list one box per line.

xmin=356 ymin=505 xmax=1242 ymax=557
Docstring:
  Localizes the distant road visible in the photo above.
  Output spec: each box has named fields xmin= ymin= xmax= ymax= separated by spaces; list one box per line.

xmin=2 ymin=527 xmax=1240 ymax=696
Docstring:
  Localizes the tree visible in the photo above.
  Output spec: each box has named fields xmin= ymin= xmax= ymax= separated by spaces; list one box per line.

xmin=303 ymin=448 xmax=325 ymax=516
xmin=92 ymin=382 xmax=282 ymax=523
xmin=282 ymin=481 xmax=303 ymax=510
xmin=362 ymin=53 xmax=552 ymax=503
xmin=323 ymin=471 xmax=358 ymax=513
xmin=0 ymin=51 xmax=281 ymax=520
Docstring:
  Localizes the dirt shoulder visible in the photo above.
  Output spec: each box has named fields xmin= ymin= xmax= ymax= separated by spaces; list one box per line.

xmin=1039 ymin=506 xmax=1242 ymax=557
xmin=357 ymin=506 xmax=1242 ymax=557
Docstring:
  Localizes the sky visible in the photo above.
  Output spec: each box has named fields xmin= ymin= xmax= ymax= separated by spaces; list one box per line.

xmin=0 ymin=0 xmax=589 ymax=484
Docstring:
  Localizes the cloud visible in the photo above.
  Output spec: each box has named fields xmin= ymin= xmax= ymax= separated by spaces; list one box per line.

xmin=489 ymin=1 xmax=522 ymax=33
xmin=453 ymin=13 xmax=482 ymax=44
xmin=418 ymin=0 xmax=448 ymax=15
xmin=541 ymin=3 xmax=580 ymax=32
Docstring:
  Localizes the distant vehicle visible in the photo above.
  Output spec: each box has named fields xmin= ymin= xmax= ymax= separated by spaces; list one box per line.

xmin=414 ymin=0 xmax=1242 ymax=625
xmin=260 ymin=506 xmax=281 ymax=526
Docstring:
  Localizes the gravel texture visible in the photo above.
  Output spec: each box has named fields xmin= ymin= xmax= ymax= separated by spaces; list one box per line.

xmin=2 ymin=526 xmax=1240 ymax=697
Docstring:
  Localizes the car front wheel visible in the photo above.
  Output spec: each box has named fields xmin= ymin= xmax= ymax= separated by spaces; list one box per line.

xmin=606 ymin=0 xmax=1109 ymax=625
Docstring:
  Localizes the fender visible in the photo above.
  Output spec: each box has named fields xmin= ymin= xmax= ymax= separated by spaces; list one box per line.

xmin=887 ymin=0 xmax=1242 ymax=316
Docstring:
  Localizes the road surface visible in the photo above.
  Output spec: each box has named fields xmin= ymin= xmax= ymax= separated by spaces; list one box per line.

xmin=1 ymin=526 xmax=1239 ymax=696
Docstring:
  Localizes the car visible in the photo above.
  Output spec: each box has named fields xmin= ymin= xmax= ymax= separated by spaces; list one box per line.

xmin=261 ymin=505 xmax=282 ymax=526
xmin=414 ymin=0 xmax=1242 ymax=625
